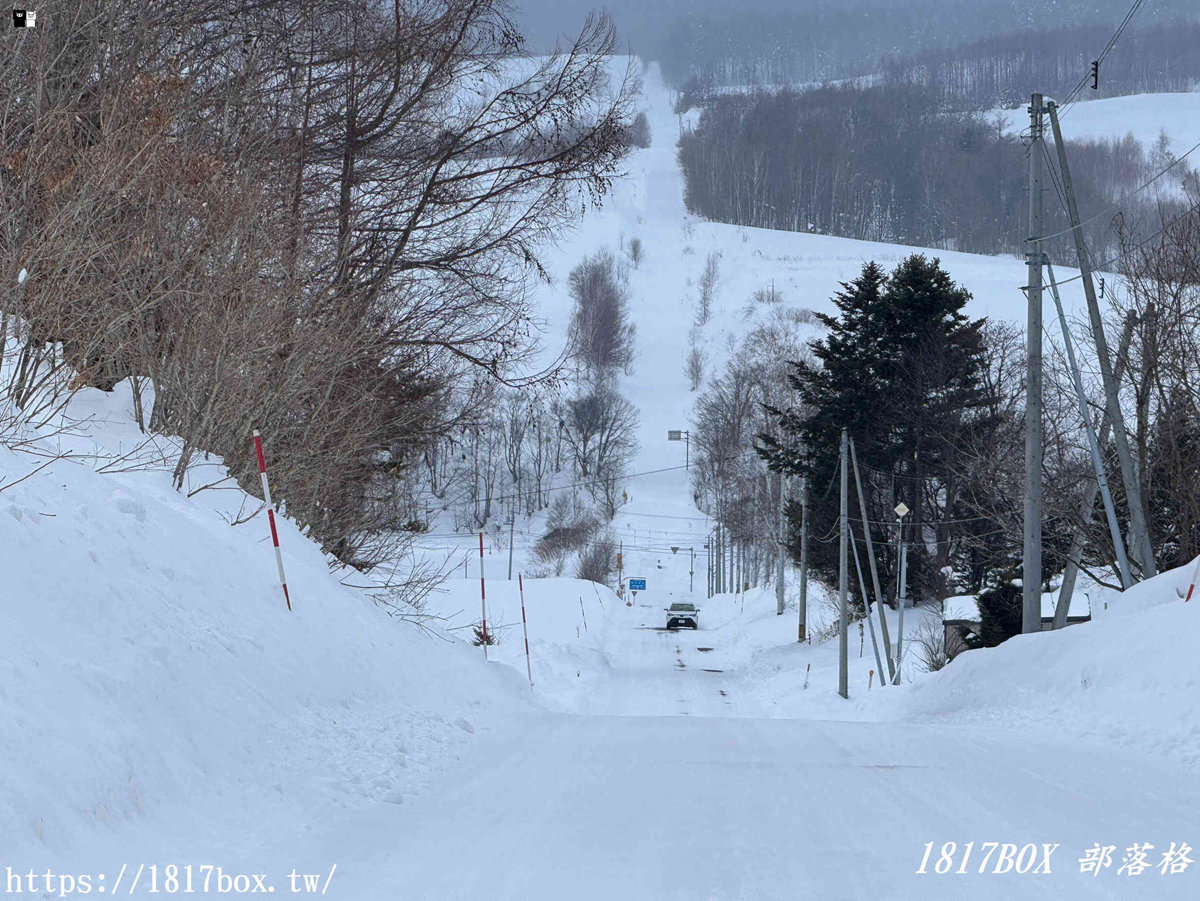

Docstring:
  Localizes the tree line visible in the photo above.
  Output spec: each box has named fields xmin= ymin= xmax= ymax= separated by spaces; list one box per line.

xmin=678 ymin=83 xmax=1196 ymax=257
xmin=880 ymin=21 xmax=1200 ymax=110
xmin=661 ymin=9 xmax=1200 ymax=94
xmin=753 ymin=233 xmax=1200 ymax=645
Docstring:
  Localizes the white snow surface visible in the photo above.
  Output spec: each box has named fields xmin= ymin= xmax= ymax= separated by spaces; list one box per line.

xmin=7 ymin=63 xmax=1200 ymax=900
xmin=0 ymin=384 xmax=533 ymax=874
xmin=943 ymin=588 xmax=1092 ymax=621
xmin=992 ymin=91 xmax=1200 ymax=159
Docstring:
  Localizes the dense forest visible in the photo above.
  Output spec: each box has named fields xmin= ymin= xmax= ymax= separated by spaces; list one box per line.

xmin=880 ymin=21 xmax=1200 ymax=109
xmin=658 ymin=5 xmax=1200 ymax=92
xmin=678 ymin=83 xmax=1196 ymax=256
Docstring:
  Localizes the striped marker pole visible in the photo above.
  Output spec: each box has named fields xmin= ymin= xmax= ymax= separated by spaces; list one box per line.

xmin=479 ymin=532 xmax=489 ymax=659
xmin=519 ymin=574 xmax=532 ymax=687
xmin=1184 ymin=554 xmax=1200 ymax=602
xmin=253 ymin=430 xmax=291 ymax=611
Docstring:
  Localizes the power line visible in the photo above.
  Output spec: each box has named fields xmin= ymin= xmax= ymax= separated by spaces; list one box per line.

xmin=1043 ymin=197 xmax=1200 ymax=289
xmin=1040 ymin=140 xmax=1071 ymax=218
xmin=1036 ymin=134 xmax=1200 ymax=245
xmin=1058 ymin=0 xmax=1148 ymax=118
xmin=483 ymin=447 xmax=763 ymax=507
xmin=616 ymin=509 xmax=710 ymax=521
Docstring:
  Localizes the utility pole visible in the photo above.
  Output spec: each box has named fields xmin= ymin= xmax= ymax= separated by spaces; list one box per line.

xmin=617 ymin=540 xmax=623 ymax=598
xmin=776 ymin=472 xmax=787 ymax=615
xmin=849 ymin=517 xmax=887 ymax=684
xmin=1054 ymin=312 xmax=1137 ymax=627
xmin=1044 ymin=258 xmax=1132 ymax=589
xmin=690 ymin=547 xmax=695 ymax=594
xmin=667 ymin=429 xmax=690 ymax=469
xmin=798 ymin=468 xmax=809 ymax=642
xmin=700 ymin=535 xmax=710 ymax=599
xmin=1023 ymin=92 xmax=1045 ymax=636
xmin=850 ymin=436 xmax=893 ymax=677
xmin=1046 ymin=100 xmax=1156 ymax=580
xmin=506 ymin=506 xmax=516 ymax=581
xmin=892 ymin=522 xmax=909 ymax=685
xmin=838 ymin=428 xmax=849 ymax=699
xmin=710 ymin=525 xmax=720 ymax=595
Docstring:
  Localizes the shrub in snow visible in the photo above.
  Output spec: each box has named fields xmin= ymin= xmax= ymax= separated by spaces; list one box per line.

xmin=472 ymin=623 xmax=500 ymax=647
xmin=626 ymin=111 xmax=651 ymax=149
xmin=575 ymin=531 xmax=617 ymax=586
xmin=976 ymin=582 xmax=1022 ymax=647
xmin=912 ymin=612 xmax=951 ymax=672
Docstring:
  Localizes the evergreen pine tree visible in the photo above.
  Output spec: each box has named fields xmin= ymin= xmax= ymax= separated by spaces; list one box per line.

xmin=760 ymin=255 xmax=995 ymax=601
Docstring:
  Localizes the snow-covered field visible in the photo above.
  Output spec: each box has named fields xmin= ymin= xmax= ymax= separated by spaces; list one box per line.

xmin=7 ymin=61 xmax=1200 ymax=900
xmin=992 ymin=91 xmax=1200 ymax=159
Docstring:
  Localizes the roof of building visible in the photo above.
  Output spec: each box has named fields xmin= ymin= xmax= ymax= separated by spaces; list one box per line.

xmin=942 ymin=588 xmax=1091 ymax=623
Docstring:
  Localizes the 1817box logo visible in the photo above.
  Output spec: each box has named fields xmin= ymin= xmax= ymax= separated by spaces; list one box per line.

xmin=13 ymin=9 xmax=36 ymax=27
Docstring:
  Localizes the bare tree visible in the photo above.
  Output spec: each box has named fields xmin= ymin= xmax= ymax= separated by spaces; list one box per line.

xmin=567 ymin=250 xmax=636 ymax=376
xmin=0 ymin=0 xmax=637 ymax=577
xmin=629 ymin=237 xmax=644 ymax=269
xmin=696 ymin=252 xmax=719 ymax=325
xmin=561 ymin=381 xmax=638 ymax=517
xmin=684 ymin=331 xmax=706 ymax=391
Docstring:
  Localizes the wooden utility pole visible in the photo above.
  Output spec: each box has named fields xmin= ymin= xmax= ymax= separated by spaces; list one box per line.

xmin=838 ymin=428 xmax=849 ymax=699
xmin=1046 ymin=99 xmax=1156 ymax=580
xmin=776 ymin=472 xmax=787 ymax=615
xmin=1023 ymin=92 xmax=1046 ymax=636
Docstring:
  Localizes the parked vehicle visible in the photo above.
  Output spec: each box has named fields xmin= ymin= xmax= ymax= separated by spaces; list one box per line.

xmin=666 ymin=602 xmax=700 ymax=630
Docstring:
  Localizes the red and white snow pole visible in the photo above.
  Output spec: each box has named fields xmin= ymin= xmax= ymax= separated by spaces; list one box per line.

xmin=1184 ymin=554 xmax=1200 ymax=602
xmin=479 ymin=532 xmax=489 ymax=659
xmin=253 ymin=429 xmax=291 ymax=611
xmin=519 ymin=573 xmax=533 ymax=688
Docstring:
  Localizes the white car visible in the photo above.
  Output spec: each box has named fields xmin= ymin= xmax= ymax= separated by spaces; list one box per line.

xmin=666 ymin=602 xmax=700 ymax=630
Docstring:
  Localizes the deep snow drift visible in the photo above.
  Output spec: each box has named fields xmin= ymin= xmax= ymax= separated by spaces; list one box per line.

xmin=0 ymin=383 xmax=535 ymax=872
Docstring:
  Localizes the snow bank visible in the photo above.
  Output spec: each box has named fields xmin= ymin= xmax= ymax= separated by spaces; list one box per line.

xmin=899 ymin=563 xmax=1200 ymax=766
xmin=0 ymin=383 xmax=531 ymax=867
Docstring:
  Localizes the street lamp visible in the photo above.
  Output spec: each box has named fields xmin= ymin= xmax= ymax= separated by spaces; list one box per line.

xmin=667 ymin=429 xmax=690 ymax=469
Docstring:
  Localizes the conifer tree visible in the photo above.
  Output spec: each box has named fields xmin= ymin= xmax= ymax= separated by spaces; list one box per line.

xmin=760 ymin=255 xmax=995 ymax=602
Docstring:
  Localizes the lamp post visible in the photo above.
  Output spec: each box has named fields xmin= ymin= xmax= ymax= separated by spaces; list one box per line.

xmin=667 ymin=429 xmax=690 ymax=469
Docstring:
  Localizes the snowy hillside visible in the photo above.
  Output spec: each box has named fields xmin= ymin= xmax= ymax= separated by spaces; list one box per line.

xmin=992 ymin=91 xmax=1200 ymax=158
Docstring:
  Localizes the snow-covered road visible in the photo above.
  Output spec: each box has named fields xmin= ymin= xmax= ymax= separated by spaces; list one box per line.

xmin=297 ymin=702 xmax=1200 ymax=900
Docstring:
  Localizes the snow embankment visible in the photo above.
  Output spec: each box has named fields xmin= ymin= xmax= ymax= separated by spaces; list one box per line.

xmin=0 ymin=383 xmax=531 ymax=868
xmin=899 ymin=564 xmax=1200 ymax=766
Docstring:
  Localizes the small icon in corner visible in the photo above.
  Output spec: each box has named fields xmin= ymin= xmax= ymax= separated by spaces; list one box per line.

xmin=13 ymin=9 xmax=36 ymax=27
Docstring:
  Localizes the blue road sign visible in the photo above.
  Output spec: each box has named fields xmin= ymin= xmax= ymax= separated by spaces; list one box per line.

xmin=629 ymin=578 xmax=647 ymax=591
